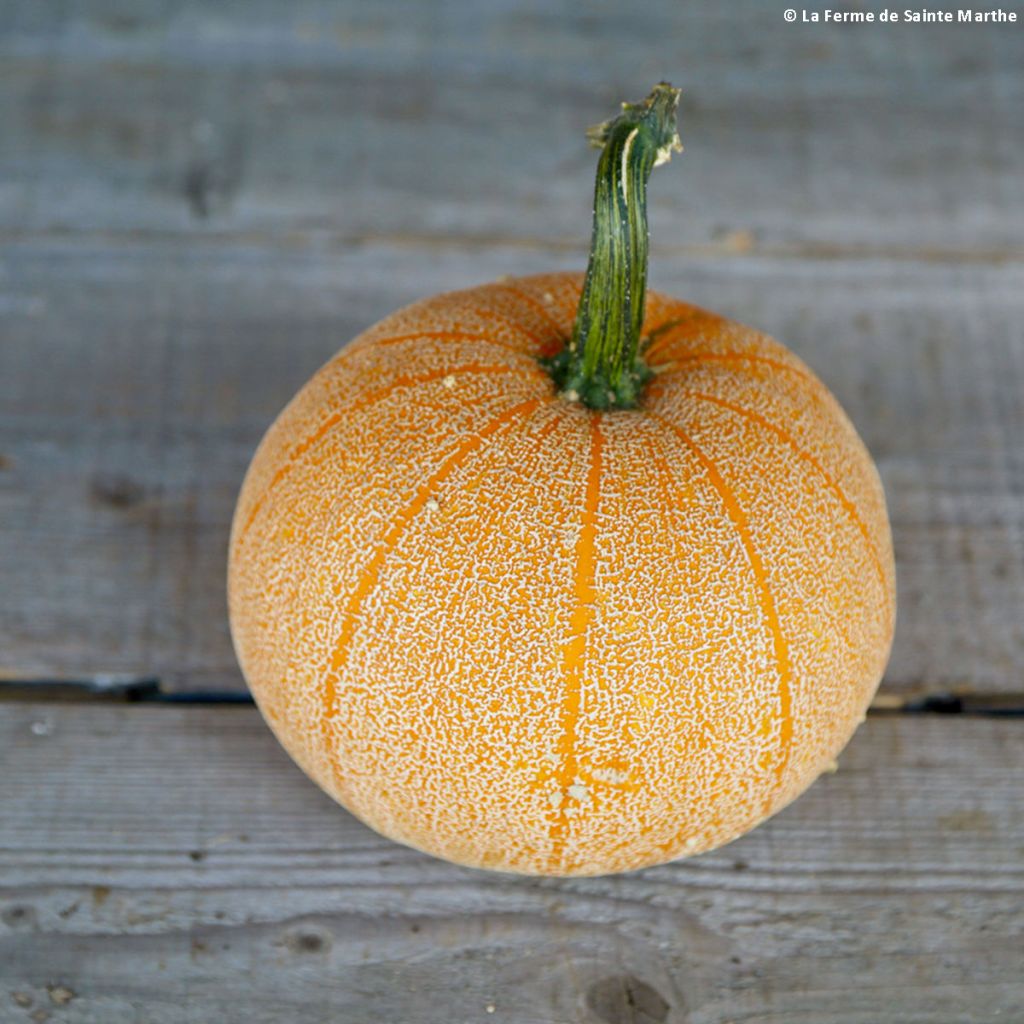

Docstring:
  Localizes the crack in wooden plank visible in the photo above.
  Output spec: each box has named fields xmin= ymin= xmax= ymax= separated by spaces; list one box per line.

xmin=4 ymin=228 xmax=1023 ymax=265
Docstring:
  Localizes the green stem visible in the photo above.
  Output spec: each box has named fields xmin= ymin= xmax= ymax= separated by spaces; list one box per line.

xmin=544 ymin=83 xmax=682 ymax=410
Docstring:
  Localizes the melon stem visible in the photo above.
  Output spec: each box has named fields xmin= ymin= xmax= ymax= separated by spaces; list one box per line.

xmin=544 ymin=83 xmax=682 ymax=410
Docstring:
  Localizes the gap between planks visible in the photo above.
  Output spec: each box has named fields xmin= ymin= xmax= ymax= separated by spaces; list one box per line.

xmin=2 ymin=226 xmax=1023 ymax=266
xmin=1 ymin=681 xmax=1023 ymax=716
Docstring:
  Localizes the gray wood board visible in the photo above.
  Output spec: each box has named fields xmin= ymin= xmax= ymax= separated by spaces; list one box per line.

xmin=2 ymin=238 xmax=1023 ymax=694
xmin=1 ymin=0 xmax=1022 ymax=254
xmin=1 ymin=704 xmax=1022 ymax=1023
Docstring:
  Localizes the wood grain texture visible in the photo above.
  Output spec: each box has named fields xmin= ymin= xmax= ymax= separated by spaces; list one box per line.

xmin=1 ymin=0 xmax=1021 ymax=695
xmin=1 ymin=0 xmax=1021 ymax=253
xmin=1 ymin=703 xmax=1022 ymax=1023
xmin=2 ymin=0 xmax=1023 ymax=694
xmin=1 ymin=239 xmax=1022 ymax=693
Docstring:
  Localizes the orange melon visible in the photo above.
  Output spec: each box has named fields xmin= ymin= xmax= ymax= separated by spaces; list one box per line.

xmin=228 ymin=85 xmax=894 ymax=875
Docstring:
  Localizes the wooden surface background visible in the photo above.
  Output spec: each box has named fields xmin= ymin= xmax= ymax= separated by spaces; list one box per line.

xmin=1 ymin=1 xmax=1022 ymax=1021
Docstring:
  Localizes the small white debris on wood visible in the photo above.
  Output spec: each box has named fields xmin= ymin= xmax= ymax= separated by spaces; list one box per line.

xmin=207 ymin=831 xmax=243 ymax=848
xmin=30 ymin=720 xmax=52 ymax=737
xmin=442 ymin=374 xmax=457 ymax=389
xmin=47 ymin=986 xmax=75 ymax=1006
xmin=717 ymin=227 xmax=755 ymax=254
xmin=486 ymin=1005 xmax=496 ymax=1014
xmin=871 ymin=693 xmax=903 ymax=711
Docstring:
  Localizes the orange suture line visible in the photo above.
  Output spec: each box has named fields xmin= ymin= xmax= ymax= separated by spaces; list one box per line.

xmin=491 ymin=283 xmax=567 ymax=337
xmin=318 ymin=396 xmax=544 ymax=787
xmin=367 ymin=328 xmax=537 ymax=364
xmin=363 ymin=329 xmax=494 ymax=349
xmin=651 ymin=351 xmax=817 ymax=388
xmin=464 ymin=304 xmax=549 ymax=352
xmin=647 ymin=429 xmax=750 ymax=855
xmin=530 ymin=411 xmax=565 ymax=446
xmin=321 ymin=329 xmax=497 ymax=375
xmin=642 ymin=437 xmax=701 ymax=851
xmin=548 ymin=414 xmax=603 ymax=870
xmin=642 ymin=311 xmax=710 ymax=357
xmin=681 ymin=389 xmax=891 ymax=627
xmin=234 ymin=362 xmax=536 ymax=549
xmin=651 ymin=411 xmax=794 ymax=805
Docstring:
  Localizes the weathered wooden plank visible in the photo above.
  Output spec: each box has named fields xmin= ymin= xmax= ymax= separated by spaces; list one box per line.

xmin=1 ymin=704 xmax=1022 ymax=1022
xmin=2 ymin=238 xmax=1022 ymax=694
xmin=0 ymin=0 xmax=1021 ymax=252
